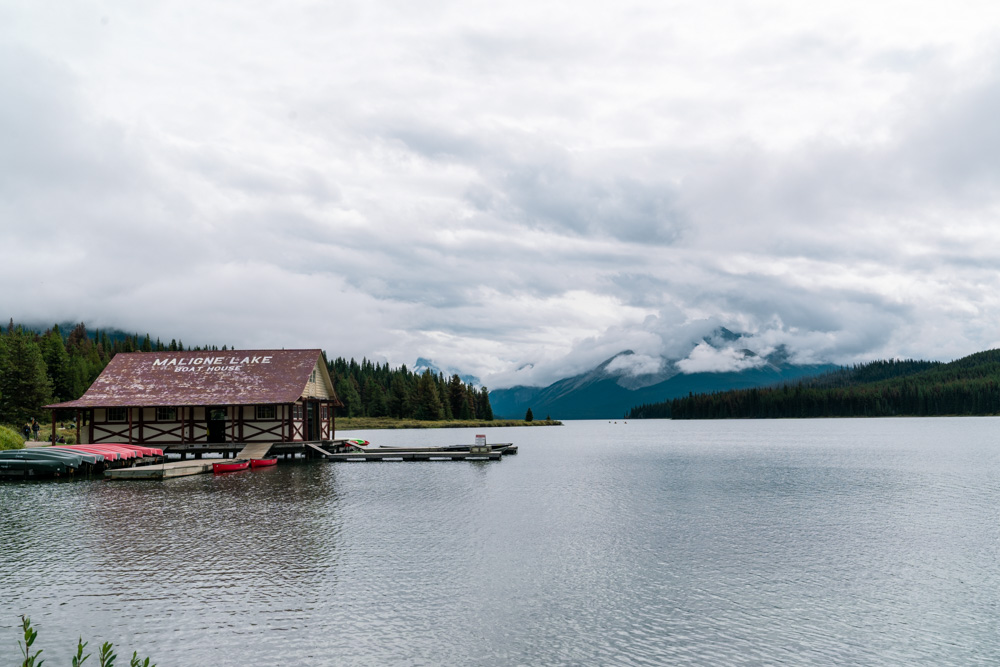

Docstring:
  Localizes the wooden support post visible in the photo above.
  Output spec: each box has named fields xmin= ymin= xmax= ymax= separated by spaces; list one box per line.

xmin=128 ymin=407 xmax=133 ymax=444
xmin=75 ymin=410 xmax=81 ymax=445
xmin=50 ymin=411 xmax=56 ymax=444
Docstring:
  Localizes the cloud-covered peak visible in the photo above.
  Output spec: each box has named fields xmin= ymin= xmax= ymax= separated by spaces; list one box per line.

xmin=604 ymin=351 xmax=664 ymax=377
xmin=676 ymin=343 xmax=766 ymax=374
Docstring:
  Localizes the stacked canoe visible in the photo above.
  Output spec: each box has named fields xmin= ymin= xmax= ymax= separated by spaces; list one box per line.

xmin=0 ymin=443 xmax=164 ymax=479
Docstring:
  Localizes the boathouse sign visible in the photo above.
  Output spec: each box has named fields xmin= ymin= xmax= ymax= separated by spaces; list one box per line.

xmin=152 ymin=355 xmax=274 ymax=373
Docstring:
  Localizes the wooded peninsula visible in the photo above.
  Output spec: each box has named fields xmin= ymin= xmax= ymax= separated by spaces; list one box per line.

xmin=629 ymin=353 xmax=1000 ymax=419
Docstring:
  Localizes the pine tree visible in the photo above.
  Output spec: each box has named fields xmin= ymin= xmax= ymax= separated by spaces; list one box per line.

xmin=335 ymin=377 xmax=362 ymax=417
xmin=0 ymin=327 xmax=53 ymax=424
xmin=525 ymin=407 xmax=534 ymax=422
xmin=477 ymin=387 xmax=493 ymax=420
xmin=39 ymin=326 xmax=72 ymax=401
xmin=447 ymin=375 xmax=466 ymax=419
xmin=388 ymin=375 xmax=412 ymax=418
xmin=413 ymin=370 xmax=443 ymax=420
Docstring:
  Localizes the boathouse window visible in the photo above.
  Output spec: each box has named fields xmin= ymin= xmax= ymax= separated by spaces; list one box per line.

xmin=293 ymin=404 xmax=303 ymax=420
xmin=310 ymin=369 xmax=317 ymax=383
xmin=255 ymin=405 xmax=276 ymax=420
xmin=156 ymin=407 xmax=176 ymax=421
xmin=107 ymin=407 xmax=127 ymax=422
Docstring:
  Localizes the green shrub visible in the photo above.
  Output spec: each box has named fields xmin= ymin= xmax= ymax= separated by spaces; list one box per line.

xmin=0 ymin=425 xmax=24 ymax=450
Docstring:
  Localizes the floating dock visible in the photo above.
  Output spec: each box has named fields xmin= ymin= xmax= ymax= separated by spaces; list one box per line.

xmin=105 ymin=442 xmax=274 ymax=480
xmin=104 ymin=460 xmax=215 ymax=480
xmin=312 ymin=446 xmax=499 ymax=461
xmin=100 ymin=441 xmax=516 ymax=479
xmin=308 ymin=442 xmax=517 ymax=462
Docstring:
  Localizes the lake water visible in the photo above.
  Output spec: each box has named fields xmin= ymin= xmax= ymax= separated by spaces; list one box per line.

xmin=3 ymin=418 xmax=1000 ymax=665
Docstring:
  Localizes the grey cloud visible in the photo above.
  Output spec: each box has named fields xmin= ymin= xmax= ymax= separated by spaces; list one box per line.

xmin=0 ymin=46 xmax=150 ymax=218
xmin=382 ymin=121 xmax=686 ymax=244
xmin=901 ymin=72 xmax=1000 ymax=195
xmin=179 ymin=148 xmax=342 ymax=205
xmin=7 ymin=1 xmax=1000 ymax=390
xmin=493 ymin=163 xmax=685 ymax=244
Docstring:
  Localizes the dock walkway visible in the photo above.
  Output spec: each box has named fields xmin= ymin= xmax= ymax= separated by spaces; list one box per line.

xmin=103 ymin=441 xmax=515 ymax=479
xmin=237 ymin=442 xmax=274 ymax=460
xmin=105 ymin=460 xmax=214 ymax=480
xmin=312 ymin=442 xmax=516 ymax=462
xmin=323 ymin=449 xmax=503 ymax=461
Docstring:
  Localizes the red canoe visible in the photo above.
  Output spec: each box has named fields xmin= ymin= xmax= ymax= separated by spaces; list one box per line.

xmin=213 ymin=459 xmax=250 ymax=474
xmin=79 ymin=445 xmax=136 ymax=460
xmin=250 ymin=458 xmax=277 ymax=468
xmin=92 ymin=443 xmax=164 ymax=457
xmin=62 ymin=446 xmax=123 ymax=461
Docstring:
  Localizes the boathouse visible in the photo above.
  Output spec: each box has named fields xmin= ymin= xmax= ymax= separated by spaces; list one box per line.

xmin=45 ymin=349 xmax=342 ymax=449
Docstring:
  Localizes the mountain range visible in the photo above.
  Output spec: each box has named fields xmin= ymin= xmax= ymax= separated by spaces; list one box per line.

xmin=488 ymin=329 xmax=838 ymax=419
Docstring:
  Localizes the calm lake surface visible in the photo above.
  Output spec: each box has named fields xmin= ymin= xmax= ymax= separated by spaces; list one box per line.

xmin=3 ymin=418 xmax=1000 ymax=665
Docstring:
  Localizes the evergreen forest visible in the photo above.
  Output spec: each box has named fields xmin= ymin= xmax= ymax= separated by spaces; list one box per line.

xmin=626 ymin=354 xmax=1000 ymax=419
xmin=329 ymin=357 xmax=493 ymax=421
xmin=0 ymin=320 xmax=493 ymax=428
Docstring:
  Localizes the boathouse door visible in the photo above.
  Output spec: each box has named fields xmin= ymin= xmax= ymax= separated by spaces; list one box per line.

xmin=305 ymin=402 xmax=319 ymax=441
xmin=207 ymin=407 xmax=227 ymax=443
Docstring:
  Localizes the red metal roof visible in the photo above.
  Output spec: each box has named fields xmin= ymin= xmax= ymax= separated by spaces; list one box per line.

xmin=46 ymin=349 xmax=340 ymax=408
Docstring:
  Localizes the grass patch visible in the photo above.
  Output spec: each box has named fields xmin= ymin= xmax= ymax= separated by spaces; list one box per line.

xmin=335 ymin=417 xmax=562 ymax=430
xmin=18 ymin=423 xmax=77 ymax=445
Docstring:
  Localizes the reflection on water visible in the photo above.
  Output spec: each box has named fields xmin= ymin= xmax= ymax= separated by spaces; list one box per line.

xmin=3 ymin=419 xmax=1000 ymax=665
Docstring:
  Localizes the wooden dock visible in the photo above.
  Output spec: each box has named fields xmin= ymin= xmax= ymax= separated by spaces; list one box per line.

xmin=105 ymin=460 xmax=214 ymax=480
xmin=309 ymin=442 xmax=516 ymax=462
xmin=104 ymin=441 xmax=514 ymax=477
xmin=235 ymin=442 xmax=274 ymax=460
xmin=323 ymin=449 xmax=503 ymax=461
xmin=105 ymin=443 xmax=275 ymax=480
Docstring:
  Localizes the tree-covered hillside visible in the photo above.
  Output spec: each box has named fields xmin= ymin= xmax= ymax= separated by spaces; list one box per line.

xmin=0 ymin=321 xmax=171 ymax=425
xmin=0 ymin=321 xmax=493 ymax=427
xmin=0 ymin=320 xmax=254 ymax=424
xmin=626 ymin=354 xmax=1000 ymax=419
xmin=329 ymin=357 xmax=493 ymax=421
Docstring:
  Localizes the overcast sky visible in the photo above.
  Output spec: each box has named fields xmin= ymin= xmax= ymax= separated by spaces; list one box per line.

xmin=4 ymin=1 xmax=1000 ymax=388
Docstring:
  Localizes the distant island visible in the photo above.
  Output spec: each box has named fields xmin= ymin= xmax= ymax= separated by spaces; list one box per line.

xmin=628 ymin=353 xmax=1000 ymax=418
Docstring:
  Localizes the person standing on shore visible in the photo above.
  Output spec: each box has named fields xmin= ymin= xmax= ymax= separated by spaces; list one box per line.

xmin=22 ymin=423 xmax=31 ymax=441
xmin=31 ymin=418 xmax=39 ymax=441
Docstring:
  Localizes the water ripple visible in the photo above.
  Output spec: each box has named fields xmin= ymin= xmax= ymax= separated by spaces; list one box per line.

xmin=4 ymin=420 xmax=1000 ymax=664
